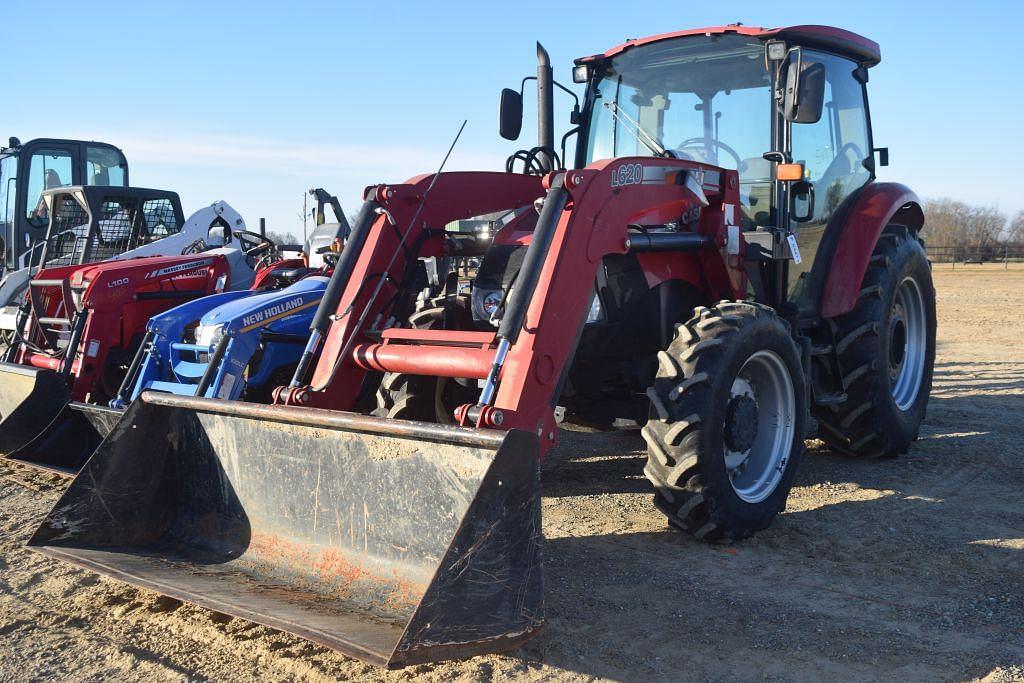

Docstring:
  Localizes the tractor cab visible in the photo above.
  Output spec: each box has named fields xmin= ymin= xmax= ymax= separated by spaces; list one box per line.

xmin=0 ymin=137 xmax=128 ymax=274
xmin=500 ymin=26 xmax=884 ymax=311
xmin=569 ymin=26 xmax=883 ymax=308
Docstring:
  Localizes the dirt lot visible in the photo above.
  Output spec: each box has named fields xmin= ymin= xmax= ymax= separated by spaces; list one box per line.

xmin=1 ymin=265 xmax=1022 ymax=682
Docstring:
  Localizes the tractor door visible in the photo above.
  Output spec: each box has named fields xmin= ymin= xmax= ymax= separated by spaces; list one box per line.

xmin=20 ymin=143 xmax=76 ymax=267
xmin=1 ymin=153 xmax=16 ymax=272
xmin=785 ymin=50 xmax=872 ymax=310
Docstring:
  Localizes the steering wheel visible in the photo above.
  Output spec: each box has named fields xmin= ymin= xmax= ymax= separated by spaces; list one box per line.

xmin=232 ymin=230 xmax=274 ymax=256
xmin=820 ymin=142 xmax=866 ymax=180
xmin=233 ymin=229 xmax=281 ymax=271
xmin=675 ymin=137 xmax=742 ymax=170
xmin=181 ymin=238 xmax=207 ymax=255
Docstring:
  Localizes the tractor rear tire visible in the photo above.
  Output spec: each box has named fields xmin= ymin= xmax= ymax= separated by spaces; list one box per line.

xmin=643 ymin=302 xmax=806 ymax=542
xmin=815 ymin=225 xmax=936 ymax=458
xmin=373 ymin=297 xmax=477 ymax=423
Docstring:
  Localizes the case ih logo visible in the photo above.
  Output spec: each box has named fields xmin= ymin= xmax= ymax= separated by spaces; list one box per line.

xmin=145 ymin=259 xmax=213 ymax=279
xmin=241 ymin=297 xmax=305 ymax=328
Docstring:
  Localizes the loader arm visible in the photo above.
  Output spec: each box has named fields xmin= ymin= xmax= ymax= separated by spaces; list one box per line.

xmin=487 ymin=159 xmax=743 ymax=445
xmin=281 ymin=172 xmax=545 ymax=409
xmin=286 ymin=159 xmax=741 ymax=455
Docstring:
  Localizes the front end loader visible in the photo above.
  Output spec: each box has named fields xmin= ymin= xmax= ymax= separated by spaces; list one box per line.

xmin=31 ymin=25 xmax=936 ymax=667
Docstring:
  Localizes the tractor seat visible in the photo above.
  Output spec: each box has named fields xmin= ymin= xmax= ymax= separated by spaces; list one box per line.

xmin=268 ymin=267 xmax=313 ymax=285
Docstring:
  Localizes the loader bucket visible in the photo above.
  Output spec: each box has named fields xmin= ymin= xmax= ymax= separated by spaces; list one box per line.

xmin=0 ymin=363 xmax=70 ymax=458
xmin=29 ymin=392 xmax=544 ymax=668
xmin=6 ymin=402 xmax=122 ymax=475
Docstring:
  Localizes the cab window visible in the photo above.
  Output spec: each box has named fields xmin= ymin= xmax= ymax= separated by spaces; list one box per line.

xmin=141 ymin=198 xmax=181 ymax=241
xmin=25 ymin=150 xmax=74 ymax=225
xmin=85 ymin=145 xmax=127 ymax=186
xmin=790 ymin=50 xmax=870 ymax=223
xmin=788 ymin=50 xmax=871 ymax=308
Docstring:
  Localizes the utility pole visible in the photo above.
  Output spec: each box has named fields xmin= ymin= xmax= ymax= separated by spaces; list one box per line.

xmin=302 ymin=191 xmax=308 ymax=242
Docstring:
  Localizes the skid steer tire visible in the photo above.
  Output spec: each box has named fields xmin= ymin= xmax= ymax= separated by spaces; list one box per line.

xmin=373 ymin=296 xmax=477 ymax=423
xmin=643 ymin=302 xmax=806 ymax=542
xmin=815 ymin=225 xmax=936 ymax=459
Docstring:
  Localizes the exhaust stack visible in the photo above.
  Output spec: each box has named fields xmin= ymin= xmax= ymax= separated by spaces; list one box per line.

xmin=536 ymin=42 xmax=555 ymax=172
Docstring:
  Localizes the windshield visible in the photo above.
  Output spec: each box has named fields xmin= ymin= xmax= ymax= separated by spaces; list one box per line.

xmin=584 ymin=34 xmax=772 ymax=177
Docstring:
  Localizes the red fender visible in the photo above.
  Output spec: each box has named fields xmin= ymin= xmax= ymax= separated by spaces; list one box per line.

xmin=820 ymin=182 xmax=923 ymax=319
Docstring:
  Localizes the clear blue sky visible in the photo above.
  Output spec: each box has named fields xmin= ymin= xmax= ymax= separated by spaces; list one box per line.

xmin=8 ymin=1 xmax=1022 ymax=238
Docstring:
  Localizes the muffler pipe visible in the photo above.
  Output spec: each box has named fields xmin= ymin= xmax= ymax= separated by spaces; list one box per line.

xmin=536 ymin=42 xmax=555 ymax=172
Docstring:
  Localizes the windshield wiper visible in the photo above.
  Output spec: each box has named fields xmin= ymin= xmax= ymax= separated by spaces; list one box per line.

xmin=602 ymin=101 xmax=673 ymax=158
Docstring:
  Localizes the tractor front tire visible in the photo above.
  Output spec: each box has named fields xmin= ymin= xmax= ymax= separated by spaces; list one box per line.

xmin=815 ymin=225 xmax=936 ymax=458
xmin=643 ymin=302 xmax=807 ymax=542
xmin=373 ymin=298 xmax=477 ymax=423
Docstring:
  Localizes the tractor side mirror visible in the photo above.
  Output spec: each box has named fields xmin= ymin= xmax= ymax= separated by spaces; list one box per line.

xmin=499 ymin=88 xmax=523 ymax=141
xmin=783 ymin=60 xmax=826 ymax=124
xmin=790 ymin=179 xmax=815 ymax=223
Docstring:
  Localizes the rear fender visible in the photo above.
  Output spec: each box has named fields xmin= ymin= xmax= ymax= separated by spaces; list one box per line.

xmin=813 ymin=182 xmax=923 ymax=319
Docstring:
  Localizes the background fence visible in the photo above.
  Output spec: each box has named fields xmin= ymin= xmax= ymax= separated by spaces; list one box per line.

xmin=926 ymin=243 xmax=1024 ymax=266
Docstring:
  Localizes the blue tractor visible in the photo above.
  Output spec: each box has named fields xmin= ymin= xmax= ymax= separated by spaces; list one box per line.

xmin=113 ymin=271 xmax=328 ymax=405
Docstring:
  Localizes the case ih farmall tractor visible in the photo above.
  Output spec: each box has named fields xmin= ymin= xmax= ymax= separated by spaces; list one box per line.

xmin=32 ymin=25 xmax=935 ymax=668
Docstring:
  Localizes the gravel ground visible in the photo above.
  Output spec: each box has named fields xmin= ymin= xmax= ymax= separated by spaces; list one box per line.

xmin=1 ymin=264 xmax=1022 ymax=682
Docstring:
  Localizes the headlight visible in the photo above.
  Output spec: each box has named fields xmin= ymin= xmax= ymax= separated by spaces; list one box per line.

xmin=195 ymin=322 xmax=226 ymax=348
xmin=471 ymin=287 xmax=505 ymax=326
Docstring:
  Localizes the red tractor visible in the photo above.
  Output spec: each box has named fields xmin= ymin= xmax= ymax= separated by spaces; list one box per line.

xmin=33 ymin=25 xmax=935 ymax=667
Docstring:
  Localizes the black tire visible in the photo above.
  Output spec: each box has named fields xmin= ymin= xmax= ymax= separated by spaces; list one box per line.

xmin=643 ymin=302 xmax=807 ymax=542
xmin=373 ymin=297 xmax=478 ymax=423
xmin=815 ymin=225 xmax=936 ymax=458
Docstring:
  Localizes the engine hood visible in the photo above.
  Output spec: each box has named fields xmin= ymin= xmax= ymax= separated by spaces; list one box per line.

xmin=199 ymin=275 xmax=328 ymax=334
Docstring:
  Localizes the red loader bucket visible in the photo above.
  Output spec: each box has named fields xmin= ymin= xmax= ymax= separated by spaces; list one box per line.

xmin=28 ymin=392 xmax=544 ymax=667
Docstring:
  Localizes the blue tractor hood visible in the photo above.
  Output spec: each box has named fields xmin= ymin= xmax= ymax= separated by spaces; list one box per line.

xmin=199 ymin=275 xmax=328 ymax=336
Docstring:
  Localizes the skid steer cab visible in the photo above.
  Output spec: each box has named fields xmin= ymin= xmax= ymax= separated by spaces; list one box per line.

xmin=33 ymin=25 xmax=936 ymax=668
xmin=0 ymin=137 xmax=128 ymax=278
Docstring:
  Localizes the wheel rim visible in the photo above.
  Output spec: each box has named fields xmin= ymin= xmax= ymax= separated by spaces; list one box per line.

xmin=890 ymin=276 xmax=927 ymax=411
xmin=724 ymin=350 xmax=796 ymax=504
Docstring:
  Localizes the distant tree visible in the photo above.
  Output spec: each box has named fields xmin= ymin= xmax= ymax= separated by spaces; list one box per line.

xmin=923 ymin=199 xmax=1006 ymax=249
xmin=1009 ymin=210 xmax=1024 ymax=243
xmin=267 ymin=230 xmax=301 ymax=246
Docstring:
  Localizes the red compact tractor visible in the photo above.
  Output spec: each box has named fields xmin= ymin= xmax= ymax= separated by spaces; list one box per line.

xmin=0 ymin=186 xmax=280 ymax=466
xmin=33 ymin=25 xmax=935 ymax=667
